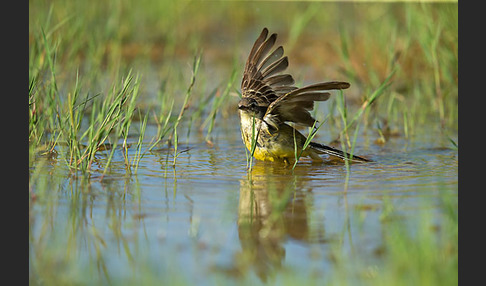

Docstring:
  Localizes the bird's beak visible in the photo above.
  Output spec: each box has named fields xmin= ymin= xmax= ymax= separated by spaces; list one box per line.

xmin=238 ymin=105 xmax=247 ymax=110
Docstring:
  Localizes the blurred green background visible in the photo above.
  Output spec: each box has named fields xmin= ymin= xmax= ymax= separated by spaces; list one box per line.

xmin=29 ymin=0 xmax=458 ymax=128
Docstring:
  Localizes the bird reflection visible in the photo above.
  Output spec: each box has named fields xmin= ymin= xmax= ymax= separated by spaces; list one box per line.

xmin=236 ymin=162 xmax=317 ymax=282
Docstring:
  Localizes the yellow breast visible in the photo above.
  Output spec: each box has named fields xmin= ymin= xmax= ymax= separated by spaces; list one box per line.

xmin=243 ymin=138 xmax=278 ymax=162
xmin=239 ymin=110 xmax=308 ymax=162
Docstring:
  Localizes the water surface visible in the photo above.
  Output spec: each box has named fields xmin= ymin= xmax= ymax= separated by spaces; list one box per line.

xmin=29 ymin=115 xmax=457 ymax=285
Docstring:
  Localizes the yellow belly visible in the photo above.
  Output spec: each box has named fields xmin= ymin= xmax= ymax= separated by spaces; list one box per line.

xmin=240 ymin=120 xmax=299 ymax=162
xmin=244 ymin=139 xmax=288 ymax=162
xmin=238 ymin=110 xmax=321 ymax=163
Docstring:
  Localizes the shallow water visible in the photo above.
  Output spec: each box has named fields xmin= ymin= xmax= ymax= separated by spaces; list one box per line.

xmin=29 ymin=113 xmax=457 ymax=284
xmin=29 ymin=0 xmax=458 ymax=283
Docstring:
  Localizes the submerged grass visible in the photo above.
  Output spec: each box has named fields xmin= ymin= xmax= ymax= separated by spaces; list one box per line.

xmin=246 ymin=115 xmax=260 ymax=171
xmin=292 ymin=118 xmax=327 ymax=170
xmin=170 ymin=51 xmax=202 ymax=166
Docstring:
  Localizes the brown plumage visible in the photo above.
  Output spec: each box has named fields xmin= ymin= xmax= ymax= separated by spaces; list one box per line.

xmin=240 ymin=27 xmax=350 ymax=129
xmin=238 ymin=27 xmax=371 ymax=163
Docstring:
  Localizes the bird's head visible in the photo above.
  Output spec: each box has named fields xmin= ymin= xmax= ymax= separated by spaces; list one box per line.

xmin=238 ymin=97 xmax=266 ymax=119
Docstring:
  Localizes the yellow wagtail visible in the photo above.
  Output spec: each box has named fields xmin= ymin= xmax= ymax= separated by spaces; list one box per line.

xmin=238 ymin=27 xmax=370 ymax=163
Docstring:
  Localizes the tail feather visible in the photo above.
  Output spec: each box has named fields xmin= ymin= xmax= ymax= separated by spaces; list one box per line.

xmin=309 ymin=142 xmax=371 ymax=163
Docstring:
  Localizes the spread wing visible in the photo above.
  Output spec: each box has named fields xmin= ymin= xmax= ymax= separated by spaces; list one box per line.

xmin=241 ymin=27 xmax=350 ymax=128
xmin=241 ymin=28 xmax=296 ymax=108
xmin=263 ymin=81 xmax=350 ymax=128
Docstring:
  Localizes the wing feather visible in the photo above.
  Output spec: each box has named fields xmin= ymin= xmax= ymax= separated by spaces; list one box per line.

xmin=241 ymin=28 xmax=350 ymax=128
xmin=264 ymin=81 xmax=350 ymax=127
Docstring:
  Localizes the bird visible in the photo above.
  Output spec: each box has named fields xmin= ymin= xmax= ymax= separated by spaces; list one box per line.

xmin=238 ymin=27 xmax=370 ymax=164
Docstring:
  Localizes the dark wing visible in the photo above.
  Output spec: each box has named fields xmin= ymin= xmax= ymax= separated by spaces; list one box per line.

xmin=242 ymin=28 xmax=350 ymax=128
xmin=264 ymin=81 xmax=350 ymax=128
xmin=241 ymin=28 xmax=297 ymax=108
